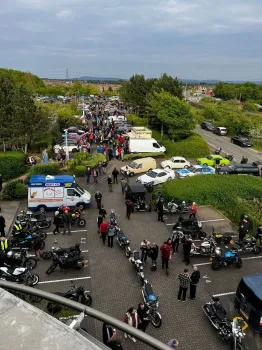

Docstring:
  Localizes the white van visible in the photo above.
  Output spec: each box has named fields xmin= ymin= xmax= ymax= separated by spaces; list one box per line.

xmin=109 ymin=115 xmax=127 ymax=122
xmin=120 ymin=157 xmax=156 ymax=177
xmin=129 ymin=138 xmax=166 ymax=153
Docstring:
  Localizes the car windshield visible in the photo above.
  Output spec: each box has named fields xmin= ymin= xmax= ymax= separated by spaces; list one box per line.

xmin=129 ymin=162 xmax=137 ymax=169
xmin=228 ymin=165 xmax=236 ymax=170
xmin=147 ymin=170 xmax=158 ymax=178
xmin=188 ymin=167 xmax=196 ymax=172
xmin=240 ymin=137 xmax=248 ymax=141
xmin=75 ymin=184 xmax=84 ymax=195
xmin=207 ymin=156 xmax=213 ymax=160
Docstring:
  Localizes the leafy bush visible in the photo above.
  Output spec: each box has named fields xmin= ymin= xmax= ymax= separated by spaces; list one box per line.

xmin=2 ymin=180 xmax=27 ymax=199
xmin=25 ymin=163 xmax=60 ymax=183
xmin=0 ymin=152 xmax=26 ymax=181
xmin=152 ymin=131 xmax=209 ymax=158
xmin=124 ymin=152 xmax=165 ymax=160
xmin=159 ymin=175 xmax=262 ymax=232
xmin=74 ymin=165 xmax=86 ymax=177
xmin=127 ymin=114 xmax=148 ymax=126
xmin=67 ymin=153 xmax=106 ymax=176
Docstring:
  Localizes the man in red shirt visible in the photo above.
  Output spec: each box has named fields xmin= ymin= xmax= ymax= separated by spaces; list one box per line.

xmin=100 ymin=220 xmax=108 ymax=245
xmin=160 ymin=241 xmax=172 ymax=275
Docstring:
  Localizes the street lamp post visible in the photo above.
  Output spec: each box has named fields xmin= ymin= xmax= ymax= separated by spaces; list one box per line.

xmin=64 ymin=129 xmax=69 ymax=161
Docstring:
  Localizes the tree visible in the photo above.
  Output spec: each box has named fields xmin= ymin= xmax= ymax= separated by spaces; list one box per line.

xmin=56 ymin=107 xmax=80 ymax=131
xmin=153 ymin=73 xmax=183 ymax=99
xmin=147 ymin=90 xmax=195 ymax=140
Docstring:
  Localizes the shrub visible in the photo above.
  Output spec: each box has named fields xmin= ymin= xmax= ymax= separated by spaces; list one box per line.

xmin=159 ymin=175 xmax=262 ymax=232
xmin=25 ymin=163 xmax=60 ymax=184
xmin=2 ymin=180 xmax=27 ymax=200
xmin=74 ymin=165 xmax=86 ymax=177
xmin=0 ymin=152 xmax=26 ymax=181
xmin=67 ymin=153 xmax=106 ymax=175
xmin=124 ymin=152 xmax=165 ymax=160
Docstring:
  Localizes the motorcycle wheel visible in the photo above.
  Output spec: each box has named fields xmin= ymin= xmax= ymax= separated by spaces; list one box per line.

xmin=150 ymin=311 xmax=162 ymax=328
xmin=46 ymin=263 xmax=57 ymax=275
xmin=253 ymin=245 xmax=261 ymax=255
xmin=39 ymin=220 xmax=51 ymax=229
xmin=125 ymin=246 xmax=131 ymax=257
xmin=47 ymin=302 xmax=61 ymax=314
xmin=39 ymin=240 xmax=45 ymax=250
xmin=236 ymin=258 xmax=242 ymax=268
xmin=212 ymin=261 xmax=221 ymax=270
xmin=81 ymin=292 xmax=92 ymax=306
xmin=199 ymin=231 xmax=207 ymax=240
xmin=77 ymin=218 xmax=86 ymax=227
xmin=38 ymin=231 xmax=47 ymax=240
xmin=26 ymin=273 xmax=39 ymax=286
xmin=41 ymin=251 xmax=52 ymax=260
xmin=24 ymin=258 xmax=37 ymax=269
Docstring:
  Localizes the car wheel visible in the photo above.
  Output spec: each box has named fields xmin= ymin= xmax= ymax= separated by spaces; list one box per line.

xmin=184 ymin=165 xmax=189 ymax=169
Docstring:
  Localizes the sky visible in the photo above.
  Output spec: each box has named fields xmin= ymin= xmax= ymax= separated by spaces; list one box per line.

xmin=1 ymin=0 xmax=262 ymax=80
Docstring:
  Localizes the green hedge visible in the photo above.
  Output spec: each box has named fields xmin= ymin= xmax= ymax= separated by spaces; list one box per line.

xmin=152 ymin=131 xmax=209 ymax=158
xmin=0 ymin=152 xmax=26 ymax=181
xmin=25 ymin=163 xmax=60 ymax=184
xmin=159 ymin=175 xmax=262 ymax=232
xmin=124 ymin=152 xmax=165 ymax=160
xmin=67 ymin=153 xmax=106 ymax=176
xmin=2 ymin=180 xmax=27 ymax=200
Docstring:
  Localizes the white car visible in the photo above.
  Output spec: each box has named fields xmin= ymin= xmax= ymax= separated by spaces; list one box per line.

xmin=161 ymin=156 xmax=190 ymax=169
xmin=175 ymin=165 xmax=215 ymax=179
xmin=53 ymin=141 xmax=78 ymax=153
xmin=136 ymin=168 xmax=175 ymax=186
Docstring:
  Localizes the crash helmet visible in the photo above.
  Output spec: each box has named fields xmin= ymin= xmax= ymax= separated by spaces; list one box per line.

xmin=7 ymin=251 xmax=13 ymax=258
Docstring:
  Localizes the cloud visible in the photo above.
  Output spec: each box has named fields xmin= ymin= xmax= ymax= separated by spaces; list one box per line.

xmin=56 ymin=9 xmax=73 ymax=18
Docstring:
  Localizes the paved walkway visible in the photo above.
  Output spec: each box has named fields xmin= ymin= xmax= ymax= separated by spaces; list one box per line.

xmin=0 ymin=200 xmax=21 ymax=236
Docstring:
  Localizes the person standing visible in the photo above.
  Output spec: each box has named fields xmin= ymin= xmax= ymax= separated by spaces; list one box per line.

xmin=239 ymin=216 xmax=250 ymax=241
xmin=86 ymin=167 xmax=92 ymax=184
xmin=124 ymin=307 xmax=140 ymax=343
xmin=137 ymin=302 xmax=150 ymax=332
xmin=178 ymin=268 xmax=191 ymax=302
xmin=95 ymin=191 xmax=102 ymax=209
xmin=98 ymin=162 xmax=103 ymax=176
xmin=97 ymin=212 xmax=103 ymax=233
xmin=0 ymin=215 xmax=6 ymax=237
xmin=93 ymin=168 xmax=98 ymax=184
xmin=99 ymin=205 xmax=107 ymax=218
xmin=182 ymin=234 xmax=192 ymax=266
xmin=124 ymin=166 xmax=130 ymax=183
xmin=108 ymin=175 xmax=113 ymax=192
xmin=108 ymin=224 xmax=116 ymax=248
xmin=100 ymin=219 xmax=108 ymax=245
xmin=102 ymin=323 xmax=116 ymax=349
xmin=190 ymin=266 xmax=201 ymax=300
xmin=189 ymin=202 xmax=198 ymax=219
xmin=149 ymin=243 xmax=159 ymax=271
xmin=53 ymin=211 xmax=60 ymax=235
xmin=140 ymin=239 xmax=150 ymax=264
xmin=171 ymin=226 xmax=181 ymax=254
xmin=125 ymin=199 xmax=133 ymax=219
xmin=112 ymin=168 xmax=119 ymax=184
xmin=157 ymin=198 xmax=164 ymax=222
xmin=33 ymin=236 xmax=42 ymax=260
xmin=63 ymin=210 xmax=72 ymax=235
xmin=167 ymin=339 xmax=179 ymax=348
xmin=255 ymin=223 xmax=262 ymax=246
xmin=160 ymin=241 xmax=172 ymax=275
xmin=120 ymin=178 xmax=127 ymax=194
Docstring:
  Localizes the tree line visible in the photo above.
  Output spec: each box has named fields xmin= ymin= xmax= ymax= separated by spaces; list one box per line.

xmin=213 ymin=82 xmax=262 ymax=102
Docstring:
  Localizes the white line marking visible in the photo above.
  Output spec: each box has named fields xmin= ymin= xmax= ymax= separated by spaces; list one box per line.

xmin=213 ymin=292 xmax=235 ymax=297
xmin=206 ymin=280 xmax=211 ymax=283
xmin=194 ymin=255 xmax=262 ymax=266
xmin=200 ymin=219 xmax=226 ymax=223
xmin=193 ymin=262 xmax=211 ymax=266
xmin=38 ymin=276 xmax=91 ymax=284
xmin=46 ymin=230 xmax=87 ymax=235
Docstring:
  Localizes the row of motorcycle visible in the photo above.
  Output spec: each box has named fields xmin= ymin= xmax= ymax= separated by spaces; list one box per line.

xmin=1 ymin=207 xmax=92 ymax=309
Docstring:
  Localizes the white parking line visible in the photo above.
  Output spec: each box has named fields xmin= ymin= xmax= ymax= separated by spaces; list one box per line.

xmin=200 ymin=219 xmax=226 ymax=223
xmin=213 ymin=292 xmax=235 ymax=297
xmin=194 ymin=255 xmax=262 ymax=267
xmin=46 ymin=230 xmax=87 ymax=235
xmin=38 ymin=276 xmax=91 ymax=284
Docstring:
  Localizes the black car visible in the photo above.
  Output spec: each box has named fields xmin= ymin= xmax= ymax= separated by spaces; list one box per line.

xmin=217 ymin=162 xmax=262 ymax=176
xmin=231 ymin=136 xmax=253 ymax=147
xmin=125 ymin=184 xmax=147 ymax=201
xmin=201 ymin=122 xmax=214 ymax=131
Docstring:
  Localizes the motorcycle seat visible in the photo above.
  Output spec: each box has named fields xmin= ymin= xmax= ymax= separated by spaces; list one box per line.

xmin=133 ymin=251 xmax=140 ymax=261
xmin=144 ymin=282 xmax=153 ymax=296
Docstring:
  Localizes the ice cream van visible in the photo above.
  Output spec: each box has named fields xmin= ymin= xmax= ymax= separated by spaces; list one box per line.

xmin=28 ymin=175 xmax=91 ymax=211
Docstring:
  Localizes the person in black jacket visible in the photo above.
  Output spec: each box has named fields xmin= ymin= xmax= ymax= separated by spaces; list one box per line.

xmin=137 ymin=302 xmax=150 ymax=332
xmin=53 ymin=212 xmax=61 ymax=235
xmin=99 ymin=205 xmax=107 ymax=218
xmin=102 ymin=323 xmax=116 ymax=349
xmin=95 ymin=191 xmax=102 ymax=209
xmin=182 ymin=234 xmax=192 ymax=266
xmin=149 ymin=243 xmax=159 ymax=271
xmin=112 ymin=167 xmax=119 ymax=184
xmin=156 ymin=198 xmax=164 ymax=222
xmin=190 ymin=266 xmax=200 ymax=300
xmin=238 ymin=217 xmax=250 ymax=241
xmin=108 ymin=175 xmax=113 ymax=192
xmin=63 ymin=210 xmax=72 ymax=235
xmin=0 ymin=215 xmax=6 ymax=237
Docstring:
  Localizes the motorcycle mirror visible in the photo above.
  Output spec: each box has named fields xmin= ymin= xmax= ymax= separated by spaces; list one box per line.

xmin=225 ymin=246 xmax=228 ymax=249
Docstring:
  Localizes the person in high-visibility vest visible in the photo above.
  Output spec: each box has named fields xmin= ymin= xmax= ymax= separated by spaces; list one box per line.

xmin=0 ymin=237 xmax=8 ymax=251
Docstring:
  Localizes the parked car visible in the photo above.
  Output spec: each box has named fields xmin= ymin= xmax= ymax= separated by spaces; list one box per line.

xmin=201 ymin=122 xmax=214 ymax=131
xmin=54 ymin=140 xmax=79 ymax=153
xmin=213 ymin=127 xmax=227 ymax=136
xmin=197 ymin=155 xmax=230 ymax=167
xmin=160 ymin=156 xmax=190 ymax=169
xmin=231 ymin=136 xmax=253 ymax=147
xmin=136 ymin=168 xmax=175 ymax=186
xmin=175 ymin=165 xmax=215 ymax=179
xmin=121 ymin=157 xmax=156 ymax=177
xmin=217 ymin=161 xmax=262 ymax=176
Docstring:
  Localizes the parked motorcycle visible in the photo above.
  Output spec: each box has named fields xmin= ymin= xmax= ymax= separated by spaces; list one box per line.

xmin=12 ymin=219 xmax=47 ymax=240
xmin=231 ymin=237 xmax=261 ymax=255
xmin=9 ymin=234 xmax=45 ymax=251
xmin=116 ymin=228 xmax=131 ymax=257
xmin=46 ymin=282 xmax=92 ymax=313
xmin=0 ymin=265 xmax=39 ymax=286
xmin=133 ymin=199 xmax=151 ymax=212
xmin=211 ymin=227 xmax=233 ymax=245
xmin=0 ymin=248 xmax=37 ymax=269
xmin=214 ymin=148 xmax=222 ymax=155
xmin=164 ymin=198 xmax=189 ymax=215
xmin=109 ymin=209 xmax=117 ymax=225
xmin=46 ymin=253 xmax=87 ymax=275
xmin=58 ymin=206 xmax=86 ymax=228
xmin=203 ymin=297 xmax=246 ymax=349
xmin=129 ymin=250 xmax=144 ymax=285
xmin=17 ymin=210 xmax=51 ymax=229
xmin=211 ymin=248 xmax=242 ymax=270
xmin=142 ymin=280 xmax=162 ymax=328
xmin=225 ymin=154 xmax=234 ymax=161
xmin=190 ymin=236 xmax=217 ymax=257
xmin=177 ymin=217 xmax=207 ymax=240
xmin=41 ymin=240 xmax=81 ymax=260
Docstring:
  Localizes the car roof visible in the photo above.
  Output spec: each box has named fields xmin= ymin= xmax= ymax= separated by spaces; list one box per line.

xmin=151 ymin=168 xmax=168 ymax=173
xmin=171 ymin=156 xmax=186 ymax=160
xmin=217 ymin=127 xmax=227 ymax=129
xmin=127 ymin=184 xmax=146 ymax=193
xmin=243 ymin=274 xmax=262 ymax=300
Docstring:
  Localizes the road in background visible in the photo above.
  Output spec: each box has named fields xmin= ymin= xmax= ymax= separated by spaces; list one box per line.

xmin=195 ymin=126 xmax=262 ymax=163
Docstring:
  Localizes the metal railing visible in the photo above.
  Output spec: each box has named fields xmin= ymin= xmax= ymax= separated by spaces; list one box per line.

xmin=0 ymin=280 xmax=171 ymax=350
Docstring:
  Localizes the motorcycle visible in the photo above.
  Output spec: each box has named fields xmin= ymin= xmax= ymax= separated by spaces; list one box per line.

xmin=58 ymin=206 xmax=86 ymax=228
xmin=12 ymin=219 xmax=47 ymax=240
xmin=210 ymin=247 xmax=242 ymax=270
xmin=225 ymin=154 xmax=234 ymax=161
xmin=231 ymin=237 xmax=261 ymax=255
xmin=46 ymin=253 xmax=87 ymax=275
xmin=17 ymin=210 xmax=51 ymax=229
xmin=41 ymin=240 xmax=81 ymax=260
xmin=203 ymin=297 xmax=246 ymax=350
xmin=211 ymin=227 xmax=233 ymax=245
xmin=214 ymin=148 xmax=222 ymax=155
xmin=9 ymin=234 xmax=45 ymax=251
xmin=142 ymin=280 xmax=162 ymax=328
xmin=46 ymin=281 xmax=92 ymax=313
xmin=109 ymin=209 xmax=117 ymax=226
xmin=133 ymin=199 xmax=151 ymax=212
xmin=0 ymin=248 xmax=37 ymax=269
xmin=129 ymin=250 xmax=145 ymax=285
xmin=0 ymin=265 xmax=39 ymax=286
xmin=190 ymin=236 xmax=217 ymax=257
xmin=116 ymin=228 xmax=131 ymax=257
xmin=164 ymin=198 xmax=189 ymax=215
xmin=177 ymin=217 xmax=207 ymax=240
